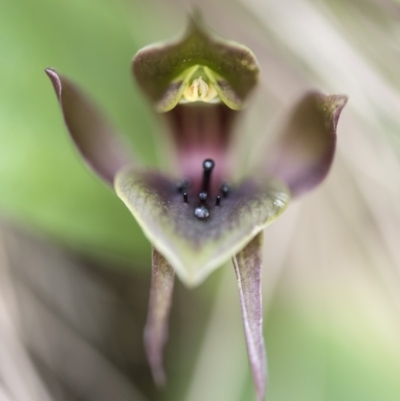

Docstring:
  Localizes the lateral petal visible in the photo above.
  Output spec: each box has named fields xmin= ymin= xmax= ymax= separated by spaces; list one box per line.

xmin=265 ymin=92 xmax=347 ymax=197
xmin=45 ymin=69 xmax=133 ymax=185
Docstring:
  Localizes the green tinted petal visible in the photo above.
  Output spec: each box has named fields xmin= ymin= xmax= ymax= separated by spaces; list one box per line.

xmin=203 ymin=67 xmax=243 ymax=110
xmin=132 ymin=14 xmax=259 ymax=111
xmin=155 ymin=65 xmax=198 ymax=112
xmin=115 ymin=167 xmax=289 ymax=287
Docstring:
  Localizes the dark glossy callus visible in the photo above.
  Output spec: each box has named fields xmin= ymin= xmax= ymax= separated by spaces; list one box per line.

xmin=194 ymin=205 xmax=210 ymax=220
xmin=201 ymin=159 xmax=215 ymax=194
xmin=221 ymin=183 xmax=229 ymax=197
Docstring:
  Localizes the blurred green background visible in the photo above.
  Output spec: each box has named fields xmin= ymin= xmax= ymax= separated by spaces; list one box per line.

xmin=0 ymin=0 xmax=167 ymax=263
xmin=1 ymin=0 xmax=400 ymax=400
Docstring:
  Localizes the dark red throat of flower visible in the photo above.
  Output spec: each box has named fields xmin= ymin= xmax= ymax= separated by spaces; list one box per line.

xmin=169 ymin=104 xmax=235 ymax=194
xmin=177 ymin=158 xmax=230 ymax=220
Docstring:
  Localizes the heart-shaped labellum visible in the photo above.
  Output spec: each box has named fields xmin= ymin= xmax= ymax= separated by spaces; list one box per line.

xmin=115 ymin=164 xmax=289 ymax=286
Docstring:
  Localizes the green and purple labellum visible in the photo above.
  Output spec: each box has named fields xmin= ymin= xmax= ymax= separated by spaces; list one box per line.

xmin=115 ymin=165 xmax=289 ymax=286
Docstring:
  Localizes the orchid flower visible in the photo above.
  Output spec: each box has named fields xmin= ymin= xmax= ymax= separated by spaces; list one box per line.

xmin=45 ymin=15 xmax=347 ymax=401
